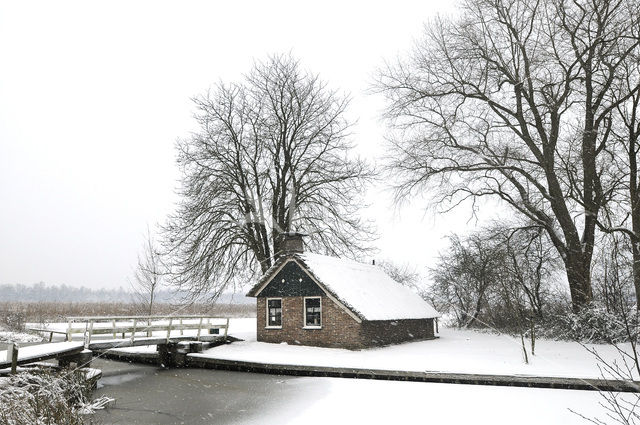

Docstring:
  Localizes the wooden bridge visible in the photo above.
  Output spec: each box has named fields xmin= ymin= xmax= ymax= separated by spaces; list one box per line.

xmin=1 ymin=315 xmax=230 ymax=373
xmin=0 ymin=341 xmax=86 ymax=372
xmin=28 ymin=315 xmax=229 ymax=344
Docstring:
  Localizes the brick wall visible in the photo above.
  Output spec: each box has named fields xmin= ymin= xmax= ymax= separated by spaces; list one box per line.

xmin=256 ymin=296 xmax=436 ymax=350
xmin=257 ymin=296 xmax=362 ymax=349
xmin=360 ymin=318 xmax=435 ymax=347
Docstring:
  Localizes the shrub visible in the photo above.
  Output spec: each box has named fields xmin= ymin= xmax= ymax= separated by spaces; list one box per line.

xmin=0 ymin=368 xmax=100 ymax=425
xmin=539 ymin=303 xmax=638 ymax=343
xmin=0 ymin=311 xmax=25 ymax=332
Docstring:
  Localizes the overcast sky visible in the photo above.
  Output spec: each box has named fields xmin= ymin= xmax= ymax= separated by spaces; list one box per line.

xmin=0 ymin=0 xmax=496 ymax=291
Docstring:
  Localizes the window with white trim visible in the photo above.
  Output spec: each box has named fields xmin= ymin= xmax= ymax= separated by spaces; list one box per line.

xmin=304 ymin=297 xmax=321 ymax=327
xmin=267 ymin=298 xmax=282 ymax=327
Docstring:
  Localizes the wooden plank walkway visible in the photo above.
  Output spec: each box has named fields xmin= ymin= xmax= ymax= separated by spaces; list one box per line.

xmin=0 ymin=342 xmax=84 ymax=369
xmin=87 ymin=334 xmax=224 ymax=350
xmin=187 ymin=356 xmax=640 ymax=393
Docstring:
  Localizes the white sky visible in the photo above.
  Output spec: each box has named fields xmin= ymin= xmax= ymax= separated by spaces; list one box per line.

xmin=0 ymin=0 xmax=495 ymax=291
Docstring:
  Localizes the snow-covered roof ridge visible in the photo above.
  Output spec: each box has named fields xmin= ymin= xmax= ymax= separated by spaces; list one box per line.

xmin=296 ymin=252 xmax=440 ymax=321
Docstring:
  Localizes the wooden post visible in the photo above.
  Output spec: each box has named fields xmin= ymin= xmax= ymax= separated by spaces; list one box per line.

xmin=88 ymin=320 xmax=94 ymax=346
xmin=223 ymin=318 xmax=229 ymax=341
xmin=196 ymin=317 xmax=203 ymax=341
xmin=83 ymin=321 xmax=89 ymax=347
xmin=180 ymin=318 xmax=184 ymax=336
xmin=112 ymin=319 xmax=117 ymax=339
xmin=66 ymin=319 xmax=72 ymax=342
xmin=131 ymin=318 xmax=137 ymax=344
xmin=10 ymin=343 xmax=18 ymax=374
xmin=166 ymin=318 xmax=173 ymax=343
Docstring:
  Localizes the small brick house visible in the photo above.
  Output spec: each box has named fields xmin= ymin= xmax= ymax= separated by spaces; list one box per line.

xmin=246 ymin=233 xmax=440 ymax=350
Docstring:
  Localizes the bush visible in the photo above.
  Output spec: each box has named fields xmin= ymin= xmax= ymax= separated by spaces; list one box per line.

xmin=0 ymin=368 xmax=98 ymax=425
xmin=0 ymin=311 xmax=25 ymax=332
xmin=539 ymin=303 xmax=638 ymax=343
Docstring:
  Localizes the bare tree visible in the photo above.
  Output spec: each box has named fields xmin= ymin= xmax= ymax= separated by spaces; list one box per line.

xmin=164 ymin=54 xmax=374 ymax=299
xmin=592 ymin=232 xmax=635 ymax=315
xmin=130 ymin=227 xmax=164 ymax=316
xmin=598 ymin=34 xmax=640 ymax=305
xmin=378 ymin=260 xmax=420 ymax=289
xmin=499 ymin=225 xmax=559 ymax=320
xmin=430 ymin=233 xmax=504 ymax=327
xmin=377 ymin=0 xmax=640 ymax=311
xmin=430 ymin=223 xmax=557 ymax=355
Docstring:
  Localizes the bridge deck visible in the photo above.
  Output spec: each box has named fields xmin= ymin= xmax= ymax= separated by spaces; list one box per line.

xmin=0 ymin=335 xmax=226 ymax=370
xmin=0 ymin=342 xmax=84 ymax=369
xmin=87 ymin=334 xmax=225 ymax=350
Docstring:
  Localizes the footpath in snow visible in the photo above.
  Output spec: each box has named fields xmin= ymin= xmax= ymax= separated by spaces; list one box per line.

xmin=191 ymin=318 xmax=634 ymax=380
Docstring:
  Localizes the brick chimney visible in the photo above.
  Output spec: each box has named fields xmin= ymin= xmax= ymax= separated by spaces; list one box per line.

xmin=282 ymin=232 xmax=306 ymax=254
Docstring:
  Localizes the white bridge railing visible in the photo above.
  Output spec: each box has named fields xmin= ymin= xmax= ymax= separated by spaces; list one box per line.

xmin=31 ymin=315 xmax=230 ymax=347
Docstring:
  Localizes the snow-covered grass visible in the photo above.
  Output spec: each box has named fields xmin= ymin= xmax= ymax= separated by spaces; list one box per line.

xmin=0 ymin=325 xmax=43 ymax=344
xmin=190 ymin=318 xmax=635 ymax=380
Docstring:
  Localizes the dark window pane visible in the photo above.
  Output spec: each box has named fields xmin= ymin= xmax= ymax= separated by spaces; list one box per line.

xmin=305 ymin=298 xmax=321 ymax=326
xmin=268 ymin=299 xmax=281 ymax=309
xmin=267 ymin=299 xmax=282 ymax=326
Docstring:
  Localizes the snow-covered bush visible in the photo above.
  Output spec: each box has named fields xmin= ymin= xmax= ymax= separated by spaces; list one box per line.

xmin=540 ymin=303 xmax=638 ymax=343
xmin=0 ymin=310 xmax=25 ymax=332
xmin=0 ymin=368 xmax=108 ymax=425
xmin=0 ymin=328 xmax=43 ymax=344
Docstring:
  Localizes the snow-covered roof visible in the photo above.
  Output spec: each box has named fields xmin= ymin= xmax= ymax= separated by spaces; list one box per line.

xmin=249 ymin=252 xmax=440 ymax=321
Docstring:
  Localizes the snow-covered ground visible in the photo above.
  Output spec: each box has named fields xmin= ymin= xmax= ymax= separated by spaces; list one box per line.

xmin=0 ymin=326 xmax=43 ymax=344
xmin=189 ymin=318 xmax=634 ymax=380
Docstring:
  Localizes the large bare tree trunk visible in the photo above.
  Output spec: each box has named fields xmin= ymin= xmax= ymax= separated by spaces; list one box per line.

xmin=565 ymin=252 xmax=594 ymax=311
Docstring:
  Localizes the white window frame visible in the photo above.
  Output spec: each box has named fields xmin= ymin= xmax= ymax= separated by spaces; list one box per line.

xmin=265 ymin=297 xmax=283 ymax=329
xmin=303 ymin=296 xmax=322 ymax=329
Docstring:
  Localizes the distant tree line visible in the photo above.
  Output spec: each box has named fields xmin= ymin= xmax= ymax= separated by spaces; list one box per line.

xmin=0 ymin=283 xmax=253 ymax=305
xmin=0 ymin=283 xmax=134 ymax=303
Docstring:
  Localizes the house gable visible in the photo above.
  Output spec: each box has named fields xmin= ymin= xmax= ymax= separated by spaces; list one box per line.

xmin=258 ymin=261 xmax=325 ymax=298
